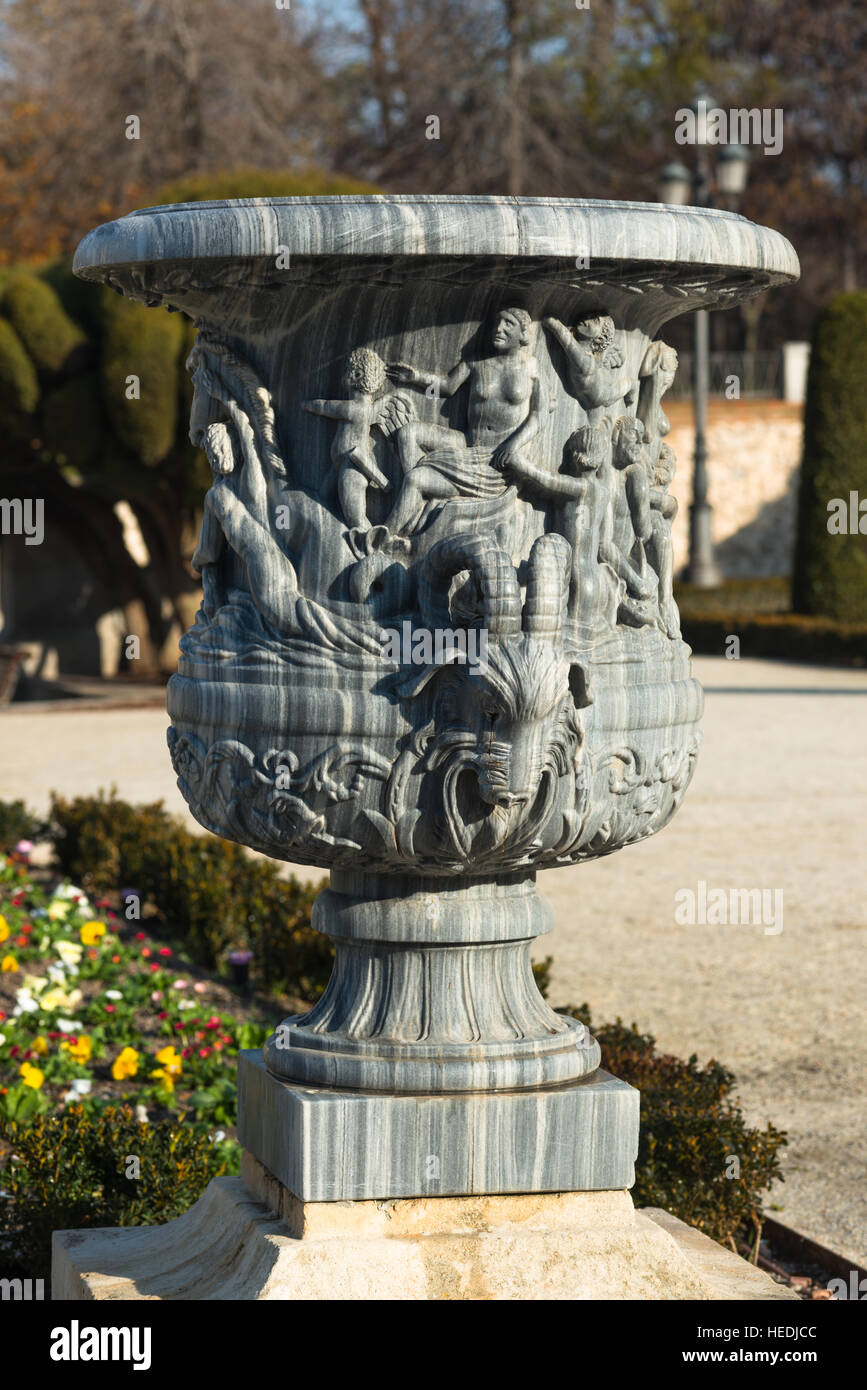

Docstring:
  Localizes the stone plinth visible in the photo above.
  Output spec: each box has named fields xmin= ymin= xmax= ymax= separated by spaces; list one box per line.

xmin=238 ymin=1049 xmax=638 ymax=1200
xmin=52 ymin=1154 xmax=798 ymax=1302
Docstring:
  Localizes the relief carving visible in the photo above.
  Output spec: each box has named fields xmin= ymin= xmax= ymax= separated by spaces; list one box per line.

xmin=382 ymin=306 xmax=545 ymax=537
xmin=175 ymin=313 xmax=692 ymax=872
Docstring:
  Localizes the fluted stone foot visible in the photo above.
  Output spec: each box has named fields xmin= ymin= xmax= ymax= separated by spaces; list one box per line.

xmin=264 ymin=873 xmax=600 ymax=1093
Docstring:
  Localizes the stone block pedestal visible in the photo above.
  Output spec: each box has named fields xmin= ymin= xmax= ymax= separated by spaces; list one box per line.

xmin=238 ymin=1049 xmax=638 ymax=1200
xmin=52 ymin=1153 xmax=797 ymax=1301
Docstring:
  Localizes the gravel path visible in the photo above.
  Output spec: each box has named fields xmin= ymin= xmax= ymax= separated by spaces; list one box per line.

xmin=3 ymin=656 xmax=865 ymax=1265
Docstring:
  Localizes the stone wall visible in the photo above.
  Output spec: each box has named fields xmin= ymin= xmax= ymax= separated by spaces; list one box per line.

xmin=666 ymin=401 xmax=803 ymax=578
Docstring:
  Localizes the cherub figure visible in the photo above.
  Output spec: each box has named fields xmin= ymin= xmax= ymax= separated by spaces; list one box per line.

xmin=543 ymin=314 xmax=636 ymax=424
xmin=302 ymin=348 xmax=414 ymax=543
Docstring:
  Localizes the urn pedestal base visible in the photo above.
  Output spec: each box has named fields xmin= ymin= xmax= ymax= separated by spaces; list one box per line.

xmin=51 ymin=1153 xmax=797 ymax=1302
xmin=238 ymin=1049 xmax=638 ymax=1200
xmin=263 ymin=874 xmax=601 ymax=1094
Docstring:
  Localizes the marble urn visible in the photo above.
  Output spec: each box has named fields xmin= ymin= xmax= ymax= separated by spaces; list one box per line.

xmin=74 ymin=196 xmax=799 ymax=1201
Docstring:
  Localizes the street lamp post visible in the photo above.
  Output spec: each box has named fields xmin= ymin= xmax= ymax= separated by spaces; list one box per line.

xmin=659 ymin=104 xmax=750 ymax=587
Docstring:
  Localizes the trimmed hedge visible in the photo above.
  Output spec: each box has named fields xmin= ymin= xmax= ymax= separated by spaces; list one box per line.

xmin=100 ymin=293 xmax=186 ymax=466
xmin=793 ymin=291 xmax=867 ymax=622
xmin=676 ymin=575 xmax=791 ymax=617
xmin=0 ymin=1104 xmax=235 ymax=1279
xmin=155 ymin=166 xmax=379 ymax=205
xmin=47 ymin=790 xmax=331 ymax=997
xmin=1 ymin=272 xmax=86 ymax=375
xmin=560 ymin=1006 xmax=787 ymax=1249
xmin=42 ymin=371 xmax=108 ymax=471
xmin=680 ymin=611 xmax=867 ymax=666
xmin=0 ymin=316 xmax=39 ymax=426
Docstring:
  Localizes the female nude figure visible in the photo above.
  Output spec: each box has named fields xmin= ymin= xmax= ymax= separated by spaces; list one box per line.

xmin=382 ymin=308 xmax=546 ymax=536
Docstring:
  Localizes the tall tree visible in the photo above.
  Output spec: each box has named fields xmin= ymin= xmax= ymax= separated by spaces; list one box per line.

xmin=0 ymin=0 xmax=336 ymax=260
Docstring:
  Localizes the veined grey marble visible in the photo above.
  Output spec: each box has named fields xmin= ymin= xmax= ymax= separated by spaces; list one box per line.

xmin=75 ymin=197 xmax=798 ymax=1190
xmin=238 ymin=1050 xmax=638 ymax=1200
xmin=264 ymin=874 xmax=600 ymax=1093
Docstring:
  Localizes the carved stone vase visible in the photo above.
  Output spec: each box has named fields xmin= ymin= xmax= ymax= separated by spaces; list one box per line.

xmin=74 ymin=197 xmax=798 ymax=1203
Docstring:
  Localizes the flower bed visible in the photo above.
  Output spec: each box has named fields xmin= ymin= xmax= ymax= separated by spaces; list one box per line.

xmin=0 ymin=851 xmax=270 ymax=1132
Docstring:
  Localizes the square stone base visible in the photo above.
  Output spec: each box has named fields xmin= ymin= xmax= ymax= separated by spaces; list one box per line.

xmin=51 ymin=1155 xmax=798 ymax=1301
xmin=237 ymin=1049 xmax=639 ymax=1200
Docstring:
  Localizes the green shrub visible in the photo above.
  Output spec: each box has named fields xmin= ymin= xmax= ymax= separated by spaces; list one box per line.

xmin=47 ymin=790 xmax=329 ymax=995
xmin=680 ymin=611 xmax=867 ymax=666
xmin=48 ymin=789 xmax=177 ymax=891
xmin=675 ymin=575 xmax=791 ymax=618
xmin=559 ymin=1005 xmax=787 ymax=1249
xmin=100 ymin=295 xmax=185 ymax=466
xmin=793 ymin=291 xmax=867 ymax=621
xmin=0 ymin=1104 xmax=235 ymax=1278
xmin=42 ymin=371 xmax=108 ymax=470
xmin=1 ymin=272 xmax=86 ymax=374
xmin=39 ymin=260 xmax=108 ymax=338
xmin=0 ymin=316 xmax=39 ymax=426
xmin=155 ymin=167 xmax=379 ymax=205
xmin=0 ymin=799 xmax=41 ymax=852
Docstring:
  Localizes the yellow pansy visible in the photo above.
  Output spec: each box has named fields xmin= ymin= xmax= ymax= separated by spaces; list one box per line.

xmin=19 ymin=1061 xmax=44 ymax=1089
xmin=149 ymin=1066 xmax=175 ymax=1092
xmin=30 ymin=1035 xmax=49 ymax=1056
xmin=80 ymin=921 xmax=107 ymax=945
xmin=39 ymin=985 xmax=82 ymax=1013
xmin=62 ymin=1034 xmax=92 ymax=1062
xmin=48 ymin=900 xmax=71 ymax=921
xmin=0 ymin=915 xmax=9 ymax=942
xmin=111 ymin=1046 xmax=139 ymax=1081
xmin=155 ymin=1044 xmax=183 ymax=1076
xmin=1 ymin=955 xmax=18 ymax=972
xmin=56 ymin=941 xmax=83 ymax=967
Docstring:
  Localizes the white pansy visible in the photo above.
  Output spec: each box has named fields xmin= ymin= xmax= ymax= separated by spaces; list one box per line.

xmin=54 ymin=882 xmax=90 ymax=904
xmin=105 ymin=990 xmax=123 ymax=1000
xmin=63 ymin=1079 xmax=93 ymax=1101
xmin=56 ymin=1018 xmax=78 ymax=1034
xmin=177 ymin=998 xmax=196 ymax=1010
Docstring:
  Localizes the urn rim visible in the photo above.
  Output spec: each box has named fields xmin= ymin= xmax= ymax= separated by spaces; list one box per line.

xmin=73 ymin=193 xmax=800 ymax=290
